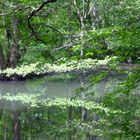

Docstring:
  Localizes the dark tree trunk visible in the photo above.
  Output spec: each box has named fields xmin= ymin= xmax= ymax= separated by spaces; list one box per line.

xmin=2 ymin=4 xmax=9 ymax=49
xmin=9 ymin=13 xmax=19 ymax=68
xmin=0 ymin=45 xmax=6 ymax=70
xmin=1 ymin=4 xmax=10 ymax=69
xmin=67 ymin=0 xmax=71 ymax=18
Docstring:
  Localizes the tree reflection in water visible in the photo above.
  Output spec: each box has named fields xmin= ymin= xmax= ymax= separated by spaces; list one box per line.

xmin=0 ymin=73 xmax=139 ymax=140
xmin=0 ymin=94 xmax=139 ymax=140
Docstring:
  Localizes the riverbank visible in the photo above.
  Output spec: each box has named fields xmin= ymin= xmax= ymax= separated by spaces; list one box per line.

xmin=0 ymin=57 xmax=138 ymax=81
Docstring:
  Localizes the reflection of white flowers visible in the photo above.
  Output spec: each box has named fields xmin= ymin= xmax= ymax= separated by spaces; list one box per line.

xmin=0 ymin=95 xmax=123 ymax=115
xmin=1 ymin=93 xmax=42 ymax=107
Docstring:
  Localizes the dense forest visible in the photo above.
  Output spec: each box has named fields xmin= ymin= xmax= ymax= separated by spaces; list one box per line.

xmin=0 ymin=0 xmax=140 ymax=70
xmin=0 ymin=0 xmax=140 ymax=140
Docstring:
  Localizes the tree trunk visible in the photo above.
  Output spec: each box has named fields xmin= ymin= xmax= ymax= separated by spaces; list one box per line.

xmin=2 ymin=3 xmax=9 ymax=49
xmin=67 ymin=0 xmax=71 ymax=18
xmin=0 ymin=45 xmax=6 ymax=70
xmin=9 ymin=13 xmax=19 ymax=68
xmin=73 ymin=0 xmax=85 ymax=57
xmin=91 ymin=2 xmax=99 ymax=29
xmin=1 ymin=4 xmax=9 ymax=69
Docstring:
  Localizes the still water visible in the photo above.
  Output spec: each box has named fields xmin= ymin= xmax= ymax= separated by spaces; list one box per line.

xmin=0 ymin=73 xmax=133 ymax=140
xmin=0 ymin=73 xmax=124 ymax=97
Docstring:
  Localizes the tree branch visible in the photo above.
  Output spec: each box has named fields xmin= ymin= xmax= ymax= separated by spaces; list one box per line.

xmin=27 ymin=0 xmax=57 ymax=43
xmin=54 ymin=43 xmax=73 ymax=51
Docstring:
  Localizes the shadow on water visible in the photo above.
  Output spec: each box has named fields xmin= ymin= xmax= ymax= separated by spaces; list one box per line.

xmin=1 ymin=73 xmax=139 ymax=140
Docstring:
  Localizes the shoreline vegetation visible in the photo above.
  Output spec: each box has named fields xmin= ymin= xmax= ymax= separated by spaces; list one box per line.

xmin=0 ymin=57 xmax=139 ymax=81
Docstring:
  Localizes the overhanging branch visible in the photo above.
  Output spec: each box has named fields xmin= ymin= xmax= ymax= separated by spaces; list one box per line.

xmin=27 ymin=0 xmax=57 ymax=43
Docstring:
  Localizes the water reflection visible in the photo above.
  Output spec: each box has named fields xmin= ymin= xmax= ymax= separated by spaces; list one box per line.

xmin=1 ymin=73 xmax=135 ymax=140
xmin=1 ymin=96 xmax=139 ymax=140
xmin=0 ymin=73 xmax=125 ymax=97
xmin=0 ymin=102 xmax=113 ymax=140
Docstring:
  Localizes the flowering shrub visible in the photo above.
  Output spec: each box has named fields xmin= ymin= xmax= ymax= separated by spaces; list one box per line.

xmin=0 ymin=57 xmax=118 ymax=79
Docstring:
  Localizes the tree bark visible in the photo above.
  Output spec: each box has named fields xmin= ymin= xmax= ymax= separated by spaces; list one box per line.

xmin=67 ymin=0 xmax=71 ymax=18
xmin=2 ymin=3 xmax=9 ymax=49
xmin=0 ymin=45 xmax=6 ymax=70
xmin=9 ymin=13 xmax=19 ymax=68
xmin=73 ymin=0 xmax=85 ymax=57
xmin=91 ymin=2 xmax=99 ymax=29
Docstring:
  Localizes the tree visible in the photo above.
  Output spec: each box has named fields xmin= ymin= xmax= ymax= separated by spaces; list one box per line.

xmin=0 ymin=0 xmax=57 ymax=70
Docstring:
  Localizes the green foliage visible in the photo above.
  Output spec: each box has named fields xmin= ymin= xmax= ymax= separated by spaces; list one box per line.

xmin=0 ymin=0 xmax=140 ymax=139
xmin=102 ymin=69 xmax=140 ymax=139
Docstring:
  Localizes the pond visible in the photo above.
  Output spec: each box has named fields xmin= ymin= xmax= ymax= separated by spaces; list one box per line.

xmin=1 ymin=73 xmax=138 ymax=140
